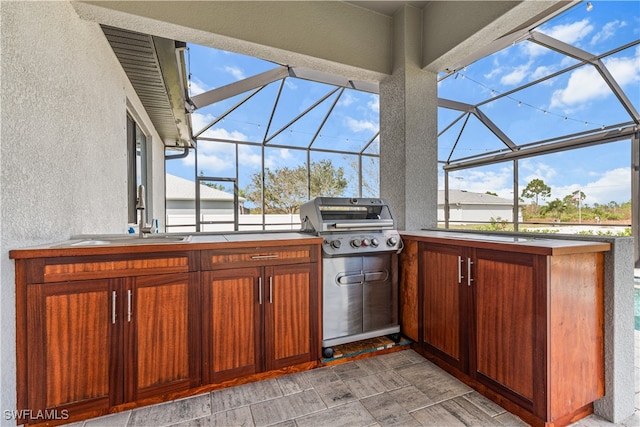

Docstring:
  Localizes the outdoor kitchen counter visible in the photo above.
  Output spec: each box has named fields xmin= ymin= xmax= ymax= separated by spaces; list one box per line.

xmin=399 ymin=229 xmax=611 ymax=427
xmin=8 ymin=231 xmax=323 ymax=259
xmin=400 ymin=229 xmax=611 ymax=255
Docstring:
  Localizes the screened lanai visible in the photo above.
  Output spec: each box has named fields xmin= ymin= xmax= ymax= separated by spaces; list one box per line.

xmin=166 ymin=0 xmax=639 ymax=256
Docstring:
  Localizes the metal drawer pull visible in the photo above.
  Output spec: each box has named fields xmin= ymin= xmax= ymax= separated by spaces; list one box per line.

xmin=111 ymin=291 xmax=117 ymax=324
xmin=259 ymin=277 xmax=263 ymax=304
xmin=337 ymin=273 xmax=365 ymax=285
xmin=458 ymin=256 xmax=464 ymax=284
xmin=269 ymin=277 xmax=273 ymax=303
xmin=467 ymin=258 xmax=474 ymax=287
xmin=364 ymin=270 xmax=389 ymax=282
xmin=250 ymin=254 xmax=279 ymax=259
xmin=127 ymin=290 xmax=132 ymax=322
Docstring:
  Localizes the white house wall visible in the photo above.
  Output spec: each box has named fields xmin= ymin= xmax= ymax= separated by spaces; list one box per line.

xmin=0 ymin=1 xmax=166 ymax=418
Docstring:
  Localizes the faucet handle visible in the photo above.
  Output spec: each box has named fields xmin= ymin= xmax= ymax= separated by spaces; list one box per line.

xmin=136 ymin=185 xmax=145 ymax=210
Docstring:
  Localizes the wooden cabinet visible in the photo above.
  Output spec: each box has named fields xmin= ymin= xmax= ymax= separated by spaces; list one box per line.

xmin=12 ymin=237 xmax=321 ymax=425
xmin=420 ymin=243 xmax=466 ymax=372
xmin=201 ymin=246 xmax=319 ymax=384
xmin=15 ymin=252 xmax=200 ymax=424
xmin=126 ymin=272 xmax=201 ymax=401
xmin=400 ymin=232 xmax=608 ymax=427
xmin=26 ymin=279 xmax=119 ymax=416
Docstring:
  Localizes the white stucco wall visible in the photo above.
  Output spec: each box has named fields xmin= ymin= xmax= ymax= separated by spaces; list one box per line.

xmin=0 ymin=2 xmax=165 ymax=421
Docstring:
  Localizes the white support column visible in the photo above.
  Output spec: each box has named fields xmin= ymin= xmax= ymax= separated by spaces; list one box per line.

xmin=380 ymin=6 xmax=438 ymax=231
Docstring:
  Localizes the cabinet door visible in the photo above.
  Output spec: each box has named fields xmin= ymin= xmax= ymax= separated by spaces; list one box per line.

xmin=472 ymin=249 xmax=539 ymax=409
xmin=420 ymin=243 xmax=466 ymax=370
xmin=264 ymin=263 xmax=318 ymax=370
xmin=202 ymin=267 xmax=262 ymax=383
xmin=26 ymin=279 xmax=121 ymax=420
xmin=126 ymin=272 xmax=201 ymax=401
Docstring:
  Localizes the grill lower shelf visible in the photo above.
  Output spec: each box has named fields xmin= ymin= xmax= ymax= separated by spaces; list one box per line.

xmin=321 ymin=335 xmax=412 ymax=362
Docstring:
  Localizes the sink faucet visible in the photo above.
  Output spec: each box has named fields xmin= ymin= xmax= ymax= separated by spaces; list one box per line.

xmin=136 ymin=185 xmax=155 ymax=237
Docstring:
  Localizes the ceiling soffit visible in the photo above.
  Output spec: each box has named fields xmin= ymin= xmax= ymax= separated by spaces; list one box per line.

xmin=102 ymin=25 xmax=193 ymax=148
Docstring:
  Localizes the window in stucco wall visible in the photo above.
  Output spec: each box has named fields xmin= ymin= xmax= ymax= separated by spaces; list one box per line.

xmin=127 ymin=114 xmax=148 ymax=224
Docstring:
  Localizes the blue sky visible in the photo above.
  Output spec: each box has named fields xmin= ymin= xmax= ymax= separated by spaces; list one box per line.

xmin=167 ymin=0 xmax=639 ymax=206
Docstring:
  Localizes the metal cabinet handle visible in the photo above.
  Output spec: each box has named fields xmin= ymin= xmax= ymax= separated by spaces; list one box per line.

xmin=337 ymin=273 xmax=365 ymax=285
xmin=112 ymin=291 xmax=117 ymax=324
xmin=258 ymin=277 xmax=263 ymax=304
xmin=127 ymin=290 xmax=132 ymax=322
xmin=458 ymin=256 xmax=464 ymax=284
xmin=251 ymin=254 xmax=279 ymax=260
xmin=269 ymin=276 xmax=273 ymax=304
xmin=467 ymin=258 xmax=474 ymax=287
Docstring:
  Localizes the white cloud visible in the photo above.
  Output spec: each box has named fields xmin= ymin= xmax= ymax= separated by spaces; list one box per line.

xmin=190 ymin=112 xmax=250 ymax=140
xmin=554 ymin=168 xmax=630 ymax=205
xmin=224 ymin=65 xmax=245 ymax=81
xmin=591 ymin=20 xmax=626 ymax=46
xmin=264 ymin=148 xmax=292 ymax=169
xmin=524 ymin=19 xmax=594 ymax=58
xmin=544 ymin=19 xmax=594 ymax=45
xmin=500 ymin=64 xmax=530 ymax=86
xmin=531 ymin=65 xmax=554 ymax=81
xmin=549 ymin=50 xmax=640 ymax=110
xmin=368 ymin=96 xmax=379 ymax=113
xmin=519 ymin=159 xmax=558 ymax=183
xmin=338 ymin=93 xmax=356 ymax=107
xmin=188 ymin=77 xmax=209 ymax=96
xmin=549 ymin=67 xmax=606 ymax=109
xmin=344 ymin=117 xmax=377 ymax=133
xmin=285 ymin=80 xmax=298 ymax=90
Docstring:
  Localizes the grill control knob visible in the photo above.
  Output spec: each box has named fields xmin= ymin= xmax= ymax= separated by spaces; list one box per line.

xmin=387 ymin=237 xmax=398 ymax=247
xmin=330 ymin=240 xmax=342 ymax=249
xmin=362 ymin=238 xmax=370 ymax=247
xmin=351 ymin=238 xmax=362 ymax=248
xmin=371 ymin=238 xmax=380 ymax=247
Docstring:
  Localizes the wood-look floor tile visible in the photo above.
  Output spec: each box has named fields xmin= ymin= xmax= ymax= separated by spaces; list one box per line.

xmin=333 ymin=361 xmax=370 ymax=381
xmin=375 ymin=370 xmax=410 ymax=390
xmin=344 ymin=374 xmax=389 ymax=399
xmin=83 ymin=411 xmax=131 ymax=427
xmin=361 ymin=392 xmax=421 ymax=427
xmin=170 ymin=407 xmax=255 ymax=427
xmin=387 ymin=385 xmax=434 ymax=412
xmin=250 ymin=389 xmax=325 ymax=426
xmin=312 ymin=376 xmax=358 ymax=408
xmin=440 ymin=396 xmax=502 ymax=426
xmin=463 ymin=391 xmax=507 ymax=417
xmin=374 ymin=351 xmax=416 ymax=370
xmin=355 ymin=357 xmax=389 ymax=374
xmin=277 ymin=371 xmax=313 ymax=395
xmin=493 ymin=411 xmax=531 ymax=427
xmin=211 ymin=379 xmax=282 ymax=413
xmin=293 ymin=401 xmax=377 ymax=427
xmin=128 ymin=394 xmax=211 ymax=427
xmin=396 ymin=363 xmax=472 ymax=403
xmin=410 ymin=403 xmax=466 ymax=427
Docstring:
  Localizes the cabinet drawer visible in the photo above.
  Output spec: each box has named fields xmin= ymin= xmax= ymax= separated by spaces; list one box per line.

xmin=29 ymin=253 xmax=196 ymax=283
xmin=201 ymin=245 xmax=318 ymax=270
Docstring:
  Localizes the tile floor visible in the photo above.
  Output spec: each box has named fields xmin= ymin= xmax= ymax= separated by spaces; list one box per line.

xmin=64 ymin=337 xmax=640 ymax=427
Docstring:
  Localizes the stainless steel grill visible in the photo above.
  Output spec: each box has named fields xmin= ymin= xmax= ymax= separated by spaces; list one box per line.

xmin=300 ymin=197 xmax=403 ymax=358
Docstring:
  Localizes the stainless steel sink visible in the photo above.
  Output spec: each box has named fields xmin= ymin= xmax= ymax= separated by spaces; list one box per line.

xmin=67 ymin=234 xmax=192 ymax=246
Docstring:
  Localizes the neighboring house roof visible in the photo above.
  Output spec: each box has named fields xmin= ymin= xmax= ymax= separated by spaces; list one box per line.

xmin=438 ymin=190 xmax=513 ymax=206
xmin=166 ymin=174 xmax=245 ymax=202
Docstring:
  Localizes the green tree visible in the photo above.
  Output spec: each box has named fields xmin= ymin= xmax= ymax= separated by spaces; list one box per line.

xmin=485 ymin=191 xmax=498 ymax=196
xmin=539 ymin=198 xmax=566 ymax=219
xmin=521 ymin=179 xmax=551 ymax=213
xmin=244 ymin=160 xmax=348 ymax=214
